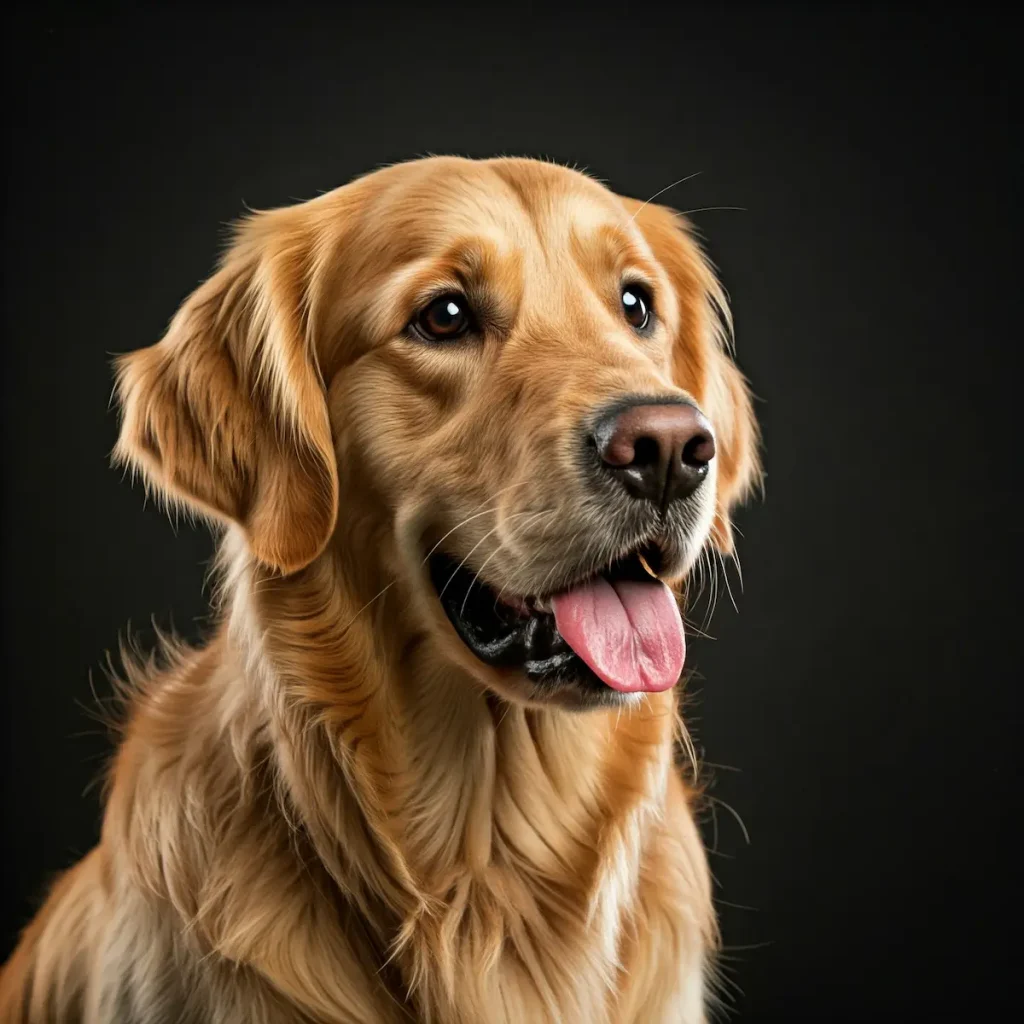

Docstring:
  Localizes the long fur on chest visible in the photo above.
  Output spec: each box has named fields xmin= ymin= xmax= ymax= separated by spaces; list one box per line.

xmin=1 ymin=532 xmax=716 ymax=1024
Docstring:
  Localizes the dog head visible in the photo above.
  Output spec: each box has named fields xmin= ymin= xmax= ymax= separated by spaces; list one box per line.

xmin=115 ymin=157 xmax=759 ymax=709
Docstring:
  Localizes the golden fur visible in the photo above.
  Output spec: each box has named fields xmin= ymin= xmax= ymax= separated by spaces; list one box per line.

xmin=1 ymin=156 xmax=759 ymax=1023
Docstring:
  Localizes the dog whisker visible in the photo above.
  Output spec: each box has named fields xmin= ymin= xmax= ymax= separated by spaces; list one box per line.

xmin=628 ymin=171 xmax=703 ymax=223
xmin=458 ymin=509 xmax=554 ymax=618
xmin=677 ymin=205 xmax=747 ymax=216
xmin=705 ymin=794 xmax=751 ymax=847
xmin=336 ymin=579 xmax=400 ymax=636
xmin=716 ymin=546 xmax=740 ymax=615
xmin=419 ymin=480 xmax=540 ymax=569
xmin=420 ymin=506 xmax=501 ymax=566
xmin=437 ymin=523 xmax=505 ymax=603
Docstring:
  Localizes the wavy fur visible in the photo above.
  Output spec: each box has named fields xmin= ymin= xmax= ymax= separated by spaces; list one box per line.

xmin=1 ymin=156 xmax=758 ymax=1023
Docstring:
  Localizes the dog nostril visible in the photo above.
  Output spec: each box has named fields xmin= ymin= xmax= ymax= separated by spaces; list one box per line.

xmin=682 ymin=432 xmax=715 ymax=468
xmin=631 ymin=436 xmax=661 ymax=468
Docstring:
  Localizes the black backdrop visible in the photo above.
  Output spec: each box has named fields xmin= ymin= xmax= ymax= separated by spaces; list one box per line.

xmin=3 ymin=5 xmax=1018 ymax=1020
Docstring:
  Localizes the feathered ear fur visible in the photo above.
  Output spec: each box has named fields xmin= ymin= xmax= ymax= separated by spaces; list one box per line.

xmin=623 ymin=198 xmax=762 ymax=553
xmin=114 ymin=209 xmax=338 ymax=574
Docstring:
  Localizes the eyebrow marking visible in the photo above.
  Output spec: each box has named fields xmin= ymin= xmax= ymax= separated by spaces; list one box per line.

xmin=368 ymin=236 xmax=524 ymax=339
xmin=569 ymin=222 xmax=660 ymax=283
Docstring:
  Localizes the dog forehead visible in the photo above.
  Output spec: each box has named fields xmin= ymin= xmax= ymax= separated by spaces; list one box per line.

xmin=373 ymin=157 xmax=635 ymax=259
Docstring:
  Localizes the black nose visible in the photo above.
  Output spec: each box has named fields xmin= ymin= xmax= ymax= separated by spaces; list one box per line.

xmin=592 ymin=399 xmax=716 ymax=508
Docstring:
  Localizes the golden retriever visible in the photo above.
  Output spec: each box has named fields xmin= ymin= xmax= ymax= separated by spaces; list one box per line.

xmin=0 ymin=156 xmax=759 ymax=1023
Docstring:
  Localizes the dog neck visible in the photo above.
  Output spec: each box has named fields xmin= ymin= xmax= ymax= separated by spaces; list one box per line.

xmin=157 ymin=526 xmax=690 ymax=1015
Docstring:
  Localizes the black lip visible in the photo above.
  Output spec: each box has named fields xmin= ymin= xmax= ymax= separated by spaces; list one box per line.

xmin=428 ymin=552 xmax=591 ymax=684
xmin=428 ymin=547 xmax=661 ymax=693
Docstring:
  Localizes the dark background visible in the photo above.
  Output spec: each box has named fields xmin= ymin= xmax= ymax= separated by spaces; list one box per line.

xmin=3 ymin=5 xmax=1019 ymax=1020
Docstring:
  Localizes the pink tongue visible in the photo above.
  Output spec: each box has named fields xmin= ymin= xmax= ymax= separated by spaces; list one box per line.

xmin=551 ymin=577 xmax=685 ymax=693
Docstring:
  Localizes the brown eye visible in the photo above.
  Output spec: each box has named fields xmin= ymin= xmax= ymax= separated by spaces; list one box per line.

xmin=414 ymin=294 xmax=472 ymax=341
xmin=622 ymin=285 xmax=651 ymax=330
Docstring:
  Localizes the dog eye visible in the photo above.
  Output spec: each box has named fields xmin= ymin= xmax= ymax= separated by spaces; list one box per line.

xmin=621 ymin=285 xmax=652 ymax=331
xmin=414 ymin=294 xmax=473 ymax=342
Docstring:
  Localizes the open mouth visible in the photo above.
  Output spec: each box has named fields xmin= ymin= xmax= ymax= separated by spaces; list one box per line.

xmin=428 ymin=541 xmax=685 ymax=696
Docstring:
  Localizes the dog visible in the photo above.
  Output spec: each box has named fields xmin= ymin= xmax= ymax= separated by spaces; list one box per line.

xmin=0 ymin=156 xmax=759 ymax=1023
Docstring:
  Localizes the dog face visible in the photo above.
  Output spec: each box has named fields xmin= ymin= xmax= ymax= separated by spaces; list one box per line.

xmin=116 ymin=157 xmax=759 ymax=709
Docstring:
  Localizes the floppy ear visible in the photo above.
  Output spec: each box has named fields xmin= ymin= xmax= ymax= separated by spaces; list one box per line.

xmin=114 ymin=210 xmax=339 ymax=575
xmin=623 ymin=198 xmax=762 ymax=554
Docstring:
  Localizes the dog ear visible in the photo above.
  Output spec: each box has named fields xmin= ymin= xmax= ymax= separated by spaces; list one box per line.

xmin=114 ymin=209 xmax=339 ymax=575
xmin=623 ymin=198 xmax=761 ymax=554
